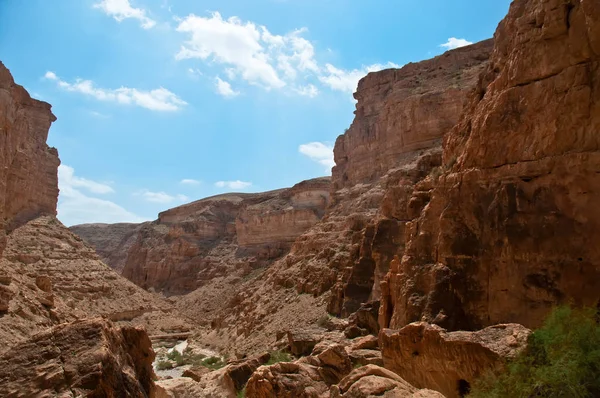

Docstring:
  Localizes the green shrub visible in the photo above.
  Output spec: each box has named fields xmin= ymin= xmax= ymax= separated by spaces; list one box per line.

xmin=200 ymin=356 xmax=226 ymax=370
xmin=469 ymin=306 xmax=600 ymax=398
xmin=236 ymin=388 xmax=246 ymax=398
xmin=156 ymin=360 xmax=174 ymax=370
xmin=266 ymin=350 xmax=292 ymax=366
xmin=166 ymin=350 xmax=185 ymax=366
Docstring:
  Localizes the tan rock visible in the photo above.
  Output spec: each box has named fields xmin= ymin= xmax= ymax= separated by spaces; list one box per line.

xmin=0 ymin=318 xmax=156 ymax=397
xmin=331 ymin=365 xmax=445 ymax=398
xmin=70 ymin=222 xmax=147 ymax=273
xmin=246 ymin=361 xmax=330 ymax=398
xmin=349 ymin=335 xmax=379 ymax=351
xmin=288 ymin=329 xmax=323 ymax=356
xmin=380 ymin=323 xmax=530 ymax=398
xmin=317 ymin=344 xmax=353 ymax=384
xmin=0 ymin=61 xmax=59 ymax=257
xmin=381 ymin=0 xmax=600 ymax=332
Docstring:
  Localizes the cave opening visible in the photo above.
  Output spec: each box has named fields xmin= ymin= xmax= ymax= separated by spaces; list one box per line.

xmin=458 ymin=379 xmax=471 ymax=397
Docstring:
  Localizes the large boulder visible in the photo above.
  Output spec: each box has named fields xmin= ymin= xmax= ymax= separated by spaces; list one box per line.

xmin=331 ymin=365 xmax=445 ymax=398
xmin=0 ymin=318 xmax=156 ymax=397
xmin=380 ymin=322 xmax=530 ymax=398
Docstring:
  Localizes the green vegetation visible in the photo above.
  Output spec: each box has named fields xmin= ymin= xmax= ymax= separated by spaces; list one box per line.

xmin=199 ymin=356 xmax=227 ymax=370
xmin=266 ymin=350 xmax=293 ymax=366
xmin=469 ymin=306 xmax=600 ymax=398
xmin=236 ymin=388 xmax=246 ymax=398
xmin=156 ymin=360 xmax=174 ymax=370
xmin=166 ymin=350 xmax=185 ymax=366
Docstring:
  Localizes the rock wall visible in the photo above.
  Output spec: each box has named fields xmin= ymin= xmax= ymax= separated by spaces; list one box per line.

xmin=120 ymin=177 xmax=330 ymax=294
xmin=70 ymin=222 xmax=147 ymax=273
xmin=0 ymin=318 xmax=156 ymax=397
xmin=0 ymin=63 xmax=190 ymax=354
xmin=380 ymin=0 xmax=600 ymax=332
xmin=270 ymin=40 xmax=493 ymax=318
xmin=0 ymin=62 xmax=60 ymax=256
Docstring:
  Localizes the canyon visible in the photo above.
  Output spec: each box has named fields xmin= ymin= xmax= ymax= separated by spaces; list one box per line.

xmin=1 ymin=0 xmax=599 ymax=396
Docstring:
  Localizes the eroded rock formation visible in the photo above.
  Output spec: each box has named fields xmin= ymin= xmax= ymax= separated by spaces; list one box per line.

xmin=70 ymin=222 xmax=147 ymax=272
xmin=0 ymin=61 xmax=59 ymax=256
xmin=0 ymin=318 xmax=156 ymax=397
xmin=380 ymin=0 xmax=600 ymax=332
xmin=380 ymin=323 xmax=530 ymax=398
xmin=119 ymin=177 xmax=330 ymax=294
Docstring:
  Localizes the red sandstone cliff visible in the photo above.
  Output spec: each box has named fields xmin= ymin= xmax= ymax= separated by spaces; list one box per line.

xmin=380 ymin=0 xmax=600 ymax=332
xmin=120 ymin=177 xmax=330 ymax=294
xmin=0 ymin=62 xmax=60 ymax=256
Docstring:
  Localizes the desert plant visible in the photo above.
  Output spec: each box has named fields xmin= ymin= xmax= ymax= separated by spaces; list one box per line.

xmin=469 ymin=305 xmax=600 ymax=398
xmin=156 ymin=360 xmax=174 ymax=370
xmin=266 ymin=350 xmax=293 ymax=365
xmin=166 ymin=350 xmax=185 ymax=366
xmin=200 ymin=356 xmax=226 ymax=370
xmin=236 ymin=388 xmax=246 ymax=398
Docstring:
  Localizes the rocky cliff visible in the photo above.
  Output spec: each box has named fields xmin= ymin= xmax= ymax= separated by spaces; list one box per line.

xmin=0 ymin=62 xmax=60 ymax=257
xmin=380 ymin=0 xmax=600 ymax=332
xmin=273 ymin=39 xmax=494 ymax=318
xmin=0 ymin=63 xmax=189 ymax=358
xmin=70 ymin=222 xmax=147 ymax=273
xmin=120 ymin=177 xmax=330 ymax=294
xmin=0 ymin=318 xmax=157 ymax=397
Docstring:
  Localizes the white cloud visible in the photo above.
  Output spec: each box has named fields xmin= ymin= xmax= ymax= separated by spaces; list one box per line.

xmin=44 ymin=71 xmax=57 ymax=80
xmin=294 ymin=84 xmax=319 ymax=98
xmin=135 ymin=190 xmax=189 ymax=203
xmin=58 ymin=165 xmax=114 ymax=194
xmin=215 ymin=180 xmax=252 ymax=190
xmin=93 ymin=0 xmax=156 ymax=29
xmin=319 ymin=62 xmax=400 ymax=94
xmin=89 ymin=110 xmax=110 ymax=119
xmin=440 ymin=37 xmax=473 ymax=50
xmin=299 ymin=142 xmax=335 ymax=170
xmin=57 ymin=165 xmax=146 ymax=226
xmin=180 ymin=179 xmax=200 ymax=185
xmin=215 ymin=77 xmax=240 ymax=98
xmin=44 ymin=71 xmax=186 ymax=111
xmin=175 ymin=12 xmax=323 ymax=93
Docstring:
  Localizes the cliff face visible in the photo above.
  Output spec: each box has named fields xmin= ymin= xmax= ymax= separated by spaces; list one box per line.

xmin=333 ymin=40 xmax=493 ymax=189
xmin=120 ymin=177 xmax=330 ymax=294
xmin=69 ymin=222 xmax=147 ymax=273
xmin=0 ymin=64 xmax=189 ymax=354
xmin=380 ymin=0 xmax=600 ymax=332
xmin=272 ymin=40 xmax=494 ymax=318
xmin=0 ymin=62 xmax=60 ymax=256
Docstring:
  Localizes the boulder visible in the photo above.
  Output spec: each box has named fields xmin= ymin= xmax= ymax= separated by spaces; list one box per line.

xmin=0 ymin=318 xmax=156 ymax=397
xmin=380 ymin=323 xmax=530 ymax=398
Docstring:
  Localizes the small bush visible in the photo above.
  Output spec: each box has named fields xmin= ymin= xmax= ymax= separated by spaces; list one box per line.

xmin=156 ymin=360 xmax=174 ymax=370
xmin=200 ymin=356 xmax=226 ymax=370
xmin=266 ymin=350 xmax=293 ymax=366
xmin=166 ymin=350 xmax=185 ymax=366
xmin=469 ymin=305 xmax=600 ymax=398
xmin=236 ymin=388 xmax=246 ymax=398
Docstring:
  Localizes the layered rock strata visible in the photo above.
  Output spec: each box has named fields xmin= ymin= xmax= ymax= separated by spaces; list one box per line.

xmin=70 ymin=222 xmax=147 ymax=273
xmin=0 ymin=318 xmax=156 ymax=397
xmin=380 ymin=0 xmax=600 ymax=332
xmin=120 ymin=177 xmax=330 ymax=294
xmin=0 ymin=61 xmax=59 ymax=256
xmin=380 ymin=322 xmax=530 ymax=398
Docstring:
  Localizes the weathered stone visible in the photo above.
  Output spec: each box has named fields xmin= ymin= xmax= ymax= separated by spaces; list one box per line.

xmin=246 ymin=361 xmax=330 ymax=398
xmin=380 ymin=322 xmax=530 ymax=398
xmin=288 ymin=329 xmax=323 ymax=356
xmin=381 ymin=0 xmax=600 ymax=332
xmin=0 ymin=62 xmax=59 ymax=258
xmin=348 ymin=349 xmax=383 ymax=367
xmin=331 ymin=365 xmax=445 ymax=398
xmin=0 ymin=318 xmax=156 ymax=397
xmin=349 ymin=335 xmax=379 ymax=351
xmin=316 ymin=344 xmax=352 ymax=385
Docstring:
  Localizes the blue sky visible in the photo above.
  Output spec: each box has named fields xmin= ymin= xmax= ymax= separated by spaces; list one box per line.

xmin=0 ymin=0 xmax=511 ymax=226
